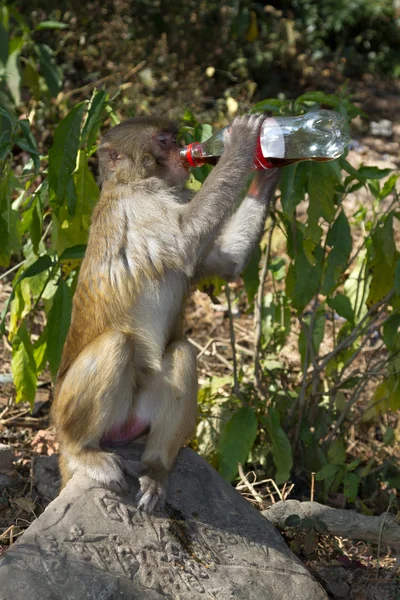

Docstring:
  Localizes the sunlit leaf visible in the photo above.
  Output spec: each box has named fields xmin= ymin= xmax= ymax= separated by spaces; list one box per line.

xmin=48 ymin=102 xmax=86 ymax=209
xmin=33 ymin=328 xmax=48 ymax=375
xmin=35 ymin=20 xmax=68 ymax=30
xmin=11 ymin=324 xmax=37 ymax=406
xmin=5 ymin=48 xmax=21 ymax=105
xmin=81 ymin=89 xmax=108 ymax=150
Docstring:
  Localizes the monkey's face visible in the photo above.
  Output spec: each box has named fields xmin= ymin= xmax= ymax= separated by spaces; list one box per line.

xmin=98 ymin=117 xmax=189 ymax=188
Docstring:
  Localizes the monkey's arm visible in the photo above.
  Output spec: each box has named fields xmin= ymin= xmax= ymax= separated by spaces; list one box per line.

xmin=180 ymin=115 xmax=264 ymax=255
xmin=200 ymin=170 xmax=279 ymax=280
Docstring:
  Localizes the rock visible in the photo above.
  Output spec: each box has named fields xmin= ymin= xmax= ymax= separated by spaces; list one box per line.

xmin=0 ymin=444 xmax=14 ymax=472
xmin=369 ymin=119 xmax=393 ymax=138
xmin=33 ymin=455 xmax=60 ymax=501
xmin=0 ymin=445 xmax=327 ymax=600
xmin=0 ymin=444 xmax=20 ymax=489
xmin=315 ymin=566 xmax=350 ymax=599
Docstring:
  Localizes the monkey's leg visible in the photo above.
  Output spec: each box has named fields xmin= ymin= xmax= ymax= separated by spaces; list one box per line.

xmin=135 ymin=340 xmax=198 ymax=512
xmin=54 ymin=330 xmax=137 ymax=490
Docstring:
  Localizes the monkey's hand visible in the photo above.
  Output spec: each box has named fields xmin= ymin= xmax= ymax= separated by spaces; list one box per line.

xmin=248 ymin=168 xmax=280 ymax=203
xmin=224 ymin=113 xmax=265 ymax=170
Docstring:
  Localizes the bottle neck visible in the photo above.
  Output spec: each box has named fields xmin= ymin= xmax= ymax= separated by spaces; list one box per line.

xmin=180 ymin=142 xmax=204 ymax=168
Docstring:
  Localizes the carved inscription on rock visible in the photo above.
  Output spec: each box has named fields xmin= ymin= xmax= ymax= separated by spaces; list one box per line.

xmin=90 ymin=495 xmax=274 ymax=597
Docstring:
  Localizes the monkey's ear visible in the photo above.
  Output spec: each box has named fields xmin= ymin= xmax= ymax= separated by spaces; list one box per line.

xmin=98 ymin=143 xmax=121 ymax=172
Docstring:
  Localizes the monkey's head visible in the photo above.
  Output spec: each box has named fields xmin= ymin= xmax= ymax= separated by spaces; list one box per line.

xmin=98 ymin=117 xmax=188 ymax=188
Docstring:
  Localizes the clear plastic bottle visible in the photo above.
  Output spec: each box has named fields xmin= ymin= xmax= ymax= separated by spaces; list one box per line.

xmin=180 ymin=110 xmax=350 ymax=170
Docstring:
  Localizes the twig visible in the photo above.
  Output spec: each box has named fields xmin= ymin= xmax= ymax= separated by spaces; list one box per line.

xmin=56 ymin=61 xmax=147 ymax=103
xmin=237 ymin=464 xmax=264 ymax=506
xmin=0 ymin=525 xmax=14 ymax=541
xmin=318 ymin=290 xmax=394 ymax=371
xmin=254 ymin=221 xmax=275 ymax=397
xmin=0 ymin=260 xmax=25 ymax=281
xmin=188 ymin=337 xmax=212 ymax=357
xmin=311 ymin=472 xmax=315 ymax=502
xmin=225 ymin=285 xmax=245 ymax=401
xmin=0 ymin=408 xmax=31 ymax=425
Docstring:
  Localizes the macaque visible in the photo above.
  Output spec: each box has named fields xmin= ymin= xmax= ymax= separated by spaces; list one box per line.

xmin=51 ymin=114 xmax=278 ymax=512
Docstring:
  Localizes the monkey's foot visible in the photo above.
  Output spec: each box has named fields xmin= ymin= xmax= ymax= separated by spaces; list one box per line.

xmin=136 ymin=475 xmax=166 ymax=513
xmin=71 ymin=451 xmax=130 ymax=493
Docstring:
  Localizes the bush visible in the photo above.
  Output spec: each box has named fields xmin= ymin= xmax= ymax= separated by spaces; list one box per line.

xmin=1 ymin=87 xmax=400 ymax=509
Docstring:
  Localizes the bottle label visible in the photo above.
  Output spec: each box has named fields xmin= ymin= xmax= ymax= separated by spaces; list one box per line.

xmin=260 ymin=118 xmax=285 ymax=159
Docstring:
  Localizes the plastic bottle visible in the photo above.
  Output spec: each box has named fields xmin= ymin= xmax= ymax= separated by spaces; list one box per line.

xmin=180 ymin=110 xmax=350 ymax=170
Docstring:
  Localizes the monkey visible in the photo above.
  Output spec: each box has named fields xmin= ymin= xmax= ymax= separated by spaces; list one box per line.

xmin=51 ymin=114 xmax=278 ymax=512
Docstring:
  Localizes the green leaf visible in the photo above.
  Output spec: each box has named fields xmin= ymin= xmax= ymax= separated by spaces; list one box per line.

xmin=35 ymin=20 xmax=68 ymax=30
xmin=327 ymin=439 xmax=346 ymax=465
xmin=395 ymin=259 xmax=400 ymax=296
xmin=0 ymin=129 xmax=12 ymax=161
xmin=296 ymin=91 xmax=340 ymax=108
xmin=33 ymin=328 xmax=48 ymax=375
xmin=367 ymin=213 xmax=398 ymax=307
xmin=59 ymin=244 xmax=87 ymax=261
xmin=73 ymin=149 xmax=99 ymax=216
xmin=23 ymin=255 xmax=53 ymax=278
xmin=327 ymin=294 xmax=354 ymax=323
xmin=199 ymin=123 xmax=213 ymax=142
xmin=280 ymin=162 xmax=309 ymax=214
xmin=5 ymin=48 xmax=21 ymax=105
xmin=47 ymin=279 xmax=72 ymax=379
xmin=298 ymin=308 xmax=326 ymax=367
xmin=218 ymin=406 xmax=258 ymax=481
xmin=343 ymin=472 xmax=359 ymax=502
xmin=289 ymin=242 xmax=323 ymax=313
xmin=242 ymin=245 xmax=260 ymax=305
xmin=322 ymin=209 xmax=352 ymax=295
xmin=0 ymin=255 xmax=54 ymax=334
xmin=250 ymin=98 xmax=286 ymax=113
xmin=0 ymin=21 xmax=8 ymax=65
xmin=18 ymin=119 xmax=40 ymax=172
xmin=315 ymin=464 xmax=340 ymax=480
xmin=382 ymin=314 xmax=400 ymax=352
xmin=48 ymin=102 xmax=86 ymax=209
xmin=308 ymin=160 xmax=338 ymax=226
xmin=380 ymin=174 xmax=398 ymax=200
xmin=36 ymin=43 xmax=62 ymax=97
xmin=358 ymin=166 xmax=392 ymax=180
xmin=11 ymin=324 xmax=37 ymax=406
xmin=264 ymin=408 xmax=293 ymax=484
xmin=81 ymin=90 xmax=108 ymax=150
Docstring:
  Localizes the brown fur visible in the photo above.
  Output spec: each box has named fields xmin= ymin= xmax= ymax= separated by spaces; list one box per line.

xmin=51 ymin=114 xmax=277 ymax=511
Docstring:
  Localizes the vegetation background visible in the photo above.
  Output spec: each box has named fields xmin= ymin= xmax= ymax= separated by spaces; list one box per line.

xmin=1 ymin=1 xmax=400 ymax=596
